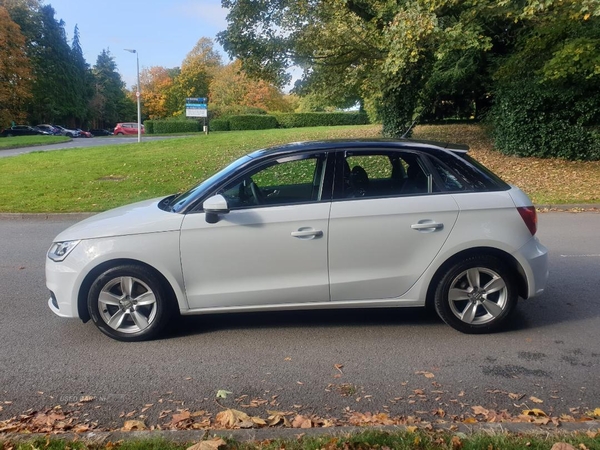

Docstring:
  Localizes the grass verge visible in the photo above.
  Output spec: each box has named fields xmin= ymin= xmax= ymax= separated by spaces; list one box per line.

xmin=2 ymin=430 xmax=600 ymax=450
xmin=0 ymin=126 xmax=381 ymax=213
xmin=0 ymin=124 xmax=599 ymax=213
xmin=0 ymin=135 xmax=70 ymax=150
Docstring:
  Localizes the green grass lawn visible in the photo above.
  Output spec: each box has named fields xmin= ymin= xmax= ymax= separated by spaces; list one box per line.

xmin=0 ymin=135 xmax=70 ymax=149
xmin=0 ymin=126 xmax=381 ymax=213
xmin=1 ymin=124 xmax=598 ymax=213
xmin=4 ymin=430 xmax=600 ymax=450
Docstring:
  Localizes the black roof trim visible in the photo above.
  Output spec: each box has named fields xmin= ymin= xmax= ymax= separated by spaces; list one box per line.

xmin=248 ymin=139 xmax=469 ymax=159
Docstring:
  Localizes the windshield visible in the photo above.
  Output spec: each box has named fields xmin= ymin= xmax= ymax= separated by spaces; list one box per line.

xmin=168 ymin=155 xmax=253 ymax=213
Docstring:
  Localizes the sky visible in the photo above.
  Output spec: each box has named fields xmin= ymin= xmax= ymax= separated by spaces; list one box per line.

xmin=46 ymin=0 xmax=230 ymax=88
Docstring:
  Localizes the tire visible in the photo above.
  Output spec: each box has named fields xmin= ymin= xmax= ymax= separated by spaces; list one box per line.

xmin=6 ymin=133 xmax=13 ymax=137
xmin=87 ymin=264 xmax=175 ymax=341
xmin=116 ymin=132 xmax=124 ymax=135
xmin=434 ymin=256 xmax=518 ymax=334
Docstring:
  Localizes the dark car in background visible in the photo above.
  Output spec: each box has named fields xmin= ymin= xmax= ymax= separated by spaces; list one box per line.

xmin=36 ymin=124 xmax=62 ymax=135
xmin=89 ymin=129 xmax=113 ymax=136
xmin=53 ymin=125 xmax=80 ymax=138
xmin=0 ymin=125 xmax=51 ymax=137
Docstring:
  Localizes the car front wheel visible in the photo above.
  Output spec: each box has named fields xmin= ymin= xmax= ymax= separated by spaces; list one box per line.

xmin=434 ymin=256 xmax=518 ymax=334
xmin=87 ymin=264 xmax=174 ymax=341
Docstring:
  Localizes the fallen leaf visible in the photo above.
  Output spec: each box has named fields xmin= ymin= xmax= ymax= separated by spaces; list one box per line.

xmin=523 ymin=408 xmax=547 ymax=417
xmin=550 ymin=444 xmax=576 ymax=450
xmin=416 ymin=371 xmax=435 ymax=378
xmin=406 ymin=425 xmax=418 ymax=433
xmin=216 ymin=408 xmax=265 ymax=429
xmin=122 ymin=420 xmax=146 ymax=431
xmin=529 ymin=396 xmax=544 ymax=404
xmin=186 ymin=437 xmax=227 ymax=450
xmin=509 ymin=392 xmax=524 ymax=400
xmin=171 ymin=410 xmax=191 ymax=425
xmin=591 ymin=408 xmax=600 ymax=417
xmin=451 ymin=435 xmax=463 ymax=450
xmin=471 ymin=406 xmax=489 ymax=416
xmin=216 ymin=390 xmax=233 ymax=399
xmin=462 ymin=417 xmax=477 ymax=424
xmin=291 ymin=414 xmax=312 ymax=428
xmin=266 ymin=411 xmax=291 ymax=427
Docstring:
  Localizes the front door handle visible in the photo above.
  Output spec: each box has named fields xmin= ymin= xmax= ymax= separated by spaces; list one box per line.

xmin=291 ymin=228 xmax=323 ymax=239
xmin=411 ymin=221 xmax=444 ymax=231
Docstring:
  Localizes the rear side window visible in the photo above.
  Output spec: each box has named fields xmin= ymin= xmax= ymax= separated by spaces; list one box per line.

xmin=430 ymin=152 xmax=510 ymax=191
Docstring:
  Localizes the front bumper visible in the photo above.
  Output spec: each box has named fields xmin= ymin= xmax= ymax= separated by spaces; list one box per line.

xmin=46 ymin=252 xmax=84 ymax=319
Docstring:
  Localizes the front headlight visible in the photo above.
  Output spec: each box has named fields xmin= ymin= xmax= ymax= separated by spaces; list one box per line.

xmin=48 ymin=240 xmax=80 ymax=262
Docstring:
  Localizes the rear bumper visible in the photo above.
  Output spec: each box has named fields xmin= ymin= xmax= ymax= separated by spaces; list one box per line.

xmin=517 ymin=236 xmax=549 ymax=298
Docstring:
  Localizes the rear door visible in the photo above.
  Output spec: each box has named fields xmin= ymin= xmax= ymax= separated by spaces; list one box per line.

xmin=328 ymin=149 xmax=459 ymax=301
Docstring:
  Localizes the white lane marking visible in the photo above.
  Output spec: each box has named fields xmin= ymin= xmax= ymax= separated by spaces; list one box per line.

xmin=560 ymin=254 xmax=600 ymax=258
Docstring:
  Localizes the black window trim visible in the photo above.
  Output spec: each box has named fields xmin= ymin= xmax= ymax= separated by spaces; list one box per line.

xmin=187 ymin=150 xmax=334 ymax=213
xmin=331 ymin=148 xmax=450 ymax=202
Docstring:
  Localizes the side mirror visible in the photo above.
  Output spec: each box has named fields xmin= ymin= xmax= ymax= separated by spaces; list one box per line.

xmin=203 ymin=194 xmax=229 ymax=224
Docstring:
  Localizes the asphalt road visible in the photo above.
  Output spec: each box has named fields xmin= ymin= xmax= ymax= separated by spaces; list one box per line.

xmin=0 ymin=135 xmax=187 ymax=158
xmin=0 ymin=212 xmax=599 ymax=430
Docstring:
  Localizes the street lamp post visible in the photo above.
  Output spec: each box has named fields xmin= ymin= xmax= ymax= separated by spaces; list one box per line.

xmin=124 ymin=49 xmax=141 ymax=143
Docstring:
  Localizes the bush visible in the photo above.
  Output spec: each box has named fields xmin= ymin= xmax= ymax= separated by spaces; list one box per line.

xmin=209 ymin=105 xmax=267 ymax=119
xmin=151 ymin=120 xmax=201 ymax=134
xmin=210 ymin=119 xmax=230 ymax=131
xmin=490 ymin=80 xmax=600 ymax=160
xmin=228 ymin=115 xmax=278 ymax=131
xmin=272 ymin=112 xmax=370 ymax=128
xmin=144 ymin=120 xmax=155 ymax=134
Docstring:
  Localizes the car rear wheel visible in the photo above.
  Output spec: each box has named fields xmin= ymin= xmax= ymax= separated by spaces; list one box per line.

xmin=87 ymin=264 xmax=174 ymax=341
xmin=116 ymin=132 xmax=124 ymax=135
xmin=434 ymin=256 xmax=517 ymax=334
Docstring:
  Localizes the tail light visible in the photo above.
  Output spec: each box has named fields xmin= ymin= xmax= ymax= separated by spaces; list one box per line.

xmin=517 ymin=206 xmax=537 ymax=236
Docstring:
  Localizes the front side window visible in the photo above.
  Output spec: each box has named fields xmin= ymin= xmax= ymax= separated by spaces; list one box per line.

xmin=218 ymin=153 xmax=328 ymax=209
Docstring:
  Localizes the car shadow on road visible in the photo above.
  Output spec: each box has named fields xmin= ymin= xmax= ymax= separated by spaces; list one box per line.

xmin=168 ymin=307 xmax=443 ymax=339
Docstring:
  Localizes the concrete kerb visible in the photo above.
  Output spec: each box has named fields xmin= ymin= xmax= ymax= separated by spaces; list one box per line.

xmin=2 ymin=422 xmax=600 ymax=444
xmin=0 ymin=205 xmax=599 ymax=221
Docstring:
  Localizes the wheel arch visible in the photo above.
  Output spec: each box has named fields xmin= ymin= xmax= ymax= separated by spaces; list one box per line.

xmin=77 ymin=258 xmax=179 ymax=323
xmin=425 ymin=247 xmax=528 ymax=309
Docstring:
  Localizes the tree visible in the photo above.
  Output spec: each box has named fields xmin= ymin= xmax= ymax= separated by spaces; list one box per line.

xmin=25 ymin=4 xmax=80 ymax=124
xmin=209 ymin=60 xmax=294 ymax=112
xmin=0 ymin=5 xmax=32 ymax=127
xmin=70 ymin=24 xmax=94 ymax=126
xmin=139 ymin=66 xmax=175 ymax=119
xmin=219 ymin=0 xmax=600 ymax=140
xmin=177 ymin=37 xmax=222 ymax=98
xmin=91 ymin=49 xmax=128 ymax=127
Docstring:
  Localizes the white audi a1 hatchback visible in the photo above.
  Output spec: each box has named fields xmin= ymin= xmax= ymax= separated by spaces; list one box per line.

xmin=46 ymin=139 xmax=548 ymax=341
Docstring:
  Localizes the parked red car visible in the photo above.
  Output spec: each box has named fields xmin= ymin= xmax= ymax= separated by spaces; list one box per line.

xmin=76 ymin=129 xmax=93 ymax=138
xmin=114 ymin=123 xmax=145 ymax=135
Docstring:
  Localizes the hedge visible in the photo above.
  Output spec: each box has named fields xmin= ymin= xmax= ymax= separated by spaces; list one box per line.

xmin=228 ymin=115 xmax=278 ymax=131
xmin=209 ymin=119 xmax=230 ymax=131
xmin=272 ymin=112 xmax=369 ymax=128
xmin=490 ymin=80 xmax=600 ymax=161
xmin=144 ymin=120 xmax=201 ymax=134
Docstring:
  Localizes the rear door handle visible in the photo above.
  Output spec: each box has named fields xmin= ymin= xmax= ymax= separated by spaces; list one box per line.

xmin=291 ymin=228 xmax=323 ymax=239
xmin=411 ymin=221 xmax=443 ymax=231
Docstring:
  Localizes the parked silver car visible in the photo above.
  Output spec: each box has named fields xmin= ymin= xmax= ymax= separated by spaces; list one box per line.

xmin=46 ymin=139 xmax=548 ymax=341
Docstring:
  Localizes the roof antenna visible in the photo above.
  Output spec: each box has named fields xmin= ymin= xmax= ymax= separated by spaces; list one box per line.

xmin=401 ymin=111 xmax=422 ymax=139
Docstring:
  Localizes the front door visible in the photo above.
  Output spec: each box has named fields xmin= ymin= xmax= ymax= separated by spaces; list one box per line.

xmin=180 ymin=152 xmax=333 ymax=309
